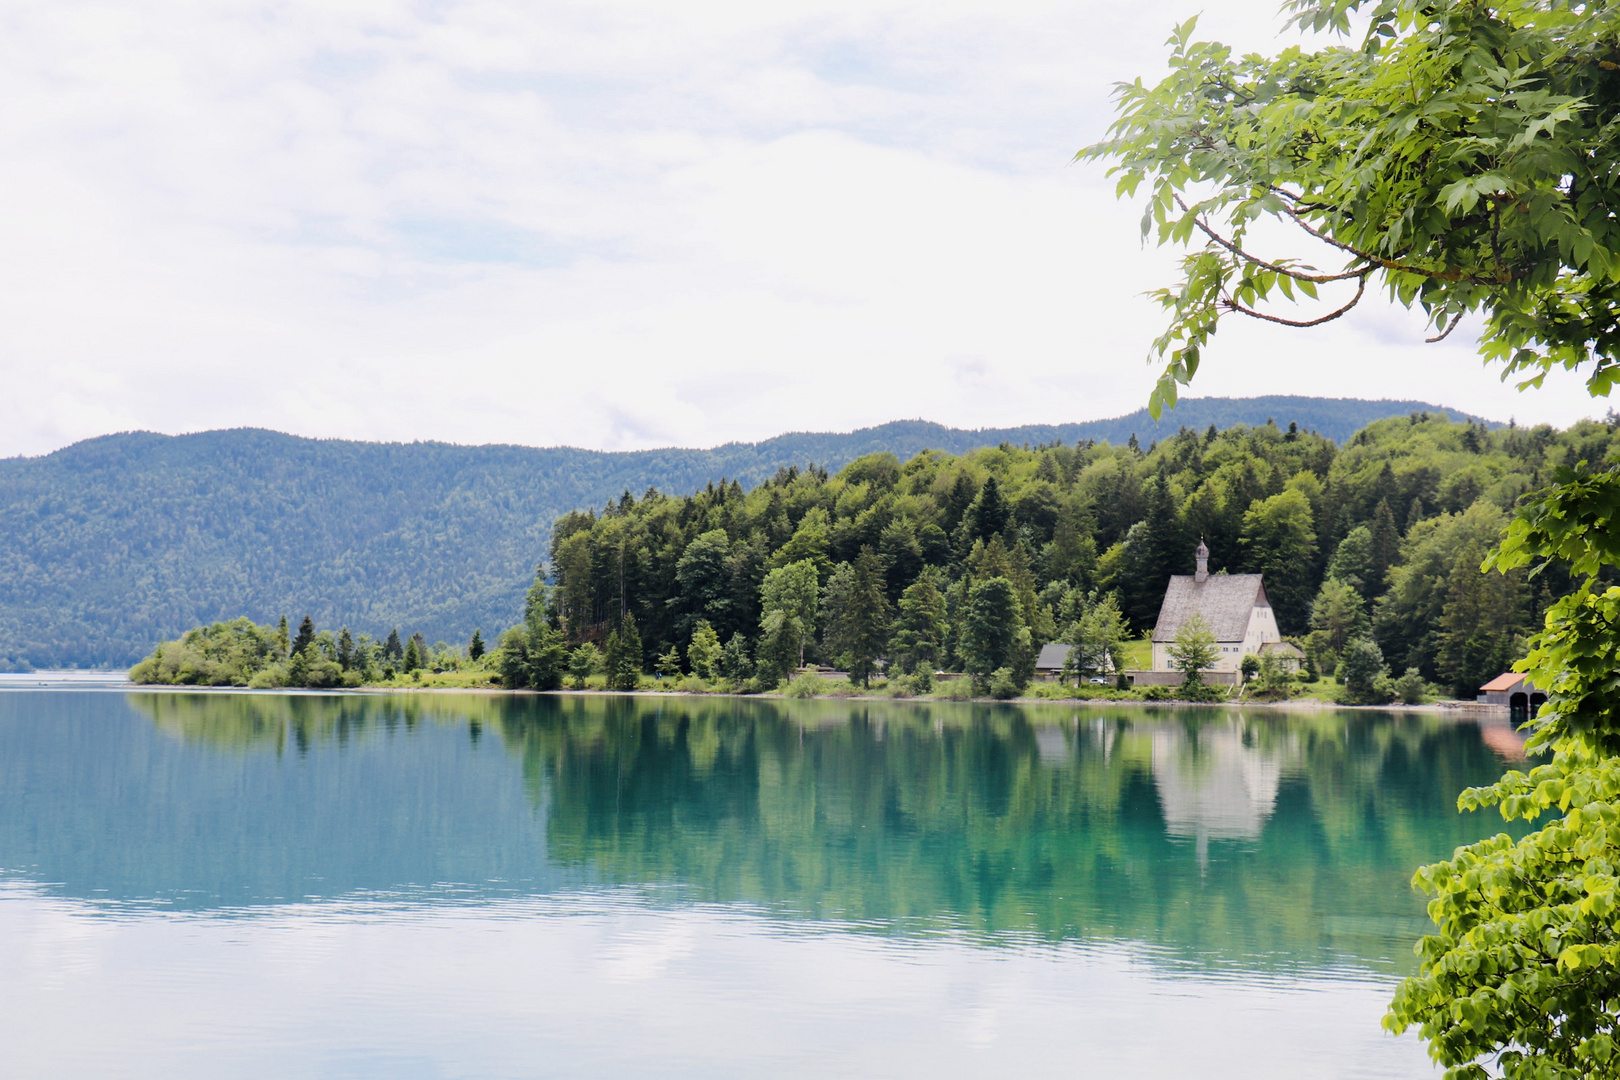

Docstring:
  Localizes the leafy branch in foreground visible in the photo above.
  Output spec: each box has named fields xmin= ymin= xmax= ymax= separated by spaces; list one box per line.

xmin=1089 ymin=0 xmax=1620 ymax=1074
xmin=1387 ymin=470 xmax=1620 ymax=1078
xmin=1083 ymin=0 xmax=1620 ymax=418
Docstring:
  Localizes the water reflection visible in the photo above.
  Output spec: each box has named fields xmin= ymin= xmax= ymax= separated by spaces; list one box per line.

xmin=0 ymin=691 xmax=1522 ymax=977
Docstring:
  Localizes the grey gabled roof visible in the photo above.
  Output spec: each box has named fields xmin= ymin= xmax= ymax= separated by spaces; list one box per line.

xmin=1151 ymin=574 xmax=1268 ymax=642
xmin=1035 ymin=644 xmax=1070 ymax=670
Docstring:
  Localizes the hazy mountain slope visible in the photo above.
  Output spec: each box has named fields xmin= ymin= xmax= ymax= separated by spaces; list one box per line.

xmin=0 ymin=397 xmax=1479 ymax=669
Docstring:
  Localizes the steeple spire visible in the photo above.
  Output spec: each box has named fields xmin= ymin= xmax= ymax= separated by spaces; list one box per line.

xmin=1194 ymin=538 xmax=1209 ymax=583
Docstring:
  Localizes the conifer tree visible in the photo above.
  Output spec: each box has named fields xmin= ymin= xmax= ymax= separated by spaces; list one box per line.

xmin=602 ymin=614 xmax=642 ymax=691
xmin=337 ymin=627 xmax=355 ymax=670
xmin=891 ymin=572 xmax=949 ymax=678
xmin=719 ymin=632 xmax=752 ymax=683
xmin=1367 ymin=498 xmax=1400 ymax=597
xmin=959 ymin=576 xmax=1025 ymax=691
xmin=468 ymin=629 xmax=485 ymax=661
xmin=966 ymin=476 xmax=1011 ymax=543
xmin=567 ymin=642 xmax=601 ymax=689
xmin=1240 ymin=488 xmax=1318 ymax=633
xmin=276 ymin=615 xmax=290 ymax=658
xmin=1436 ymin=538 xmax=1526 ymax=697
xmin=291 ymin=616 xmax=315 ymax=657
xmin=823 ymin=547 xmax=892 ymax=686
xmin=384 ymin=628 xmax=403 ymax=662
xmin=686 ymin=620 xmax=723 ymax=680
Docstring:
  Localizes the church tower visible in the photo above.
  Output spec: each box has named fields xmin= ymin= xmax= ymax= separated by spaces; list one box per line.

xmin=1194 ymin=538 xmax=1209 ymax=583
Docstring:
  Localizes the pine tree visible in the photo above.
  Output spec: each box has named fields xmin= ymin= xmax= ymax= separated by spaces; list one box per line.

xmin=941 ymin=472 xmax=979 ymax=533
xmin=276 ymin=615 xmax=290 ymax=658
xmin=1140 ymin=473 xmax=1187 ymax=601
xmin=1367 ymin=498 xmax=1400 ymax=599
xmin=891 ymin=572 xmax=949 ymax=677
xmin=825 ymin=546 xmax=892 ymax=686
xmin=1436 ymin=540 xmax=1526 ymax=697
xmin=291 ymin=615 xmax=315 ymax=657
xmin=1240 ymin=488 xmax=1318 ymax=633
xmin=687 ymin=620 xmax=723 ymax=679
xmin=567 ymin=642 xmax=601 ymax=689
xmin=1404 ymin=496 xmax=1426 ymax=535
xmin=337 ymin=627 xmax=355 ymax=670
xmin=719 ymin=632 xmax=753 ymax=682
xmin=403 ymin=635 xmax=423 ymax=672
xmin=384 ymin=628 xmax=403 ymax=662
xmin=959 ymin=576 xmax=1025 ymax=690
xmin=468 ymin=629 xmax=485 ymax=661
xmin=603 ymin=614 xmax=642 ymax=691
xmin=966 ymin=476 xmax=1012 ymax=543
xmin=287 ymin=647 xmax=310 ymax=688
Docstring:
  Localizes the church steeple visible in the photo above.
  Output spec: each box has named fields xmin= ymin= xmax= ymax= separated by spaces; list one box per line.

xmin=1194 ymin=538 xmax=1209 ymax=583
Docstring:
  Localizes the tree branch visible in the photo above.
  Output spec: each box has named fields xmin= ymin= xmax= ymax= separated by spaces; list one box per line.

xmin=1174 ymin=195 xmax=1369 ymax=282
xmin=1427 ymin=316 xmax=1463 ymax=343
xmin=1222 ymin=272 xmax=1370 ymax=326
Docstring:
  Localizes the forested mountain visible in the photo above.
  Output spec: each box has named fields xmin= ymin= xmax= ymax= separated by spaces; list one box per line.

xmin=542 ymin=413 xmax=1620 ymax=697
xmin=0 ymin=397 xmax=1489 ymax=670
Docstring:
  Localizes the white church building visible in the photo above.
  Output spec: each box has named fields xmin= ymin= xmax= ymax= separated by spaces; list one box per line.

xmin=1150 ymin=541 xmax=1281 ymax=673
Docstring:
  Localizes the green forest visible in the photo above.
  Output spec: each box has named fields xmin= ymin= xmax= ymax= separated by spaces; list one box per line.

xmin=527 ymin=412 xmax=1619 ymax=700
xmin=0 ymin=397 xmax=1471 ymax=670
xmin=130 ymin=411 xmax=1620 ymax=700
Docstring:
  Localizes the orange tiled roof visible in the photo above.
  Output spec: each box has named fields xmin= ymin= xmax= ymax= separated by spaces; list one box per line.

xmin=1479 ymin=672 xmax=1525 ymax=692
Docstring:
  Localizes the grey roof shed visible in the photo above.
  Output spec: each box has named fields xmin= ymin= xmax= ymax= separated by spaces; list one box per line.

xmin=1035 ymin=644 xmax=1070 ymax=671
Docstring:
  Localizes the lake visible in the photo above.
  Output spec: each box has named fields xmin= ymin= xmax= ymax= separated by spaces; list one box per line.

xmin=0 ymin=690 xmax=1529 ymax=1078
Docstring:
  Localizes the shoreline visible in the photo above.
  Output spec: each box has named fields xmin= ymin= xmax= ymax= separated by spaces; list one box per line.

xmin=2 ymin=672 xmax=1512 ymax=716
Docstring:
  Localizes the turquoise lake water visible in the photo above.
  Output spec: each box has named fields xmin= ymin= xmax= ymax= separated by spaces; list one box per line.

xmin=0 ymin=690 xmax=1530 ymax=1078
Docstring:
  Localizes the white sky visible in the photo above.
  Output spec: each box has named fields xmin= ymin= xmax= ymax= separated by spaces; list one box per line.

xmin=0 ymin=0 xmax=1606 ymax=459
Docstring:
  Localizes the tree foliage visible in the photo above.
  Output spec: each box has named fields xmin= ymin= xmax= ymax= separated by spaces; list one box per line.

xmin=1089 ymin=1 xmax=1620 ymax=1072
xmin=1085 ymin=0 xmax=1620 ymax=418
xmin=541 ymin=412 xmax=1613 ymax=695
xmin=1167 ymin=612 xmax=1219 ymax=693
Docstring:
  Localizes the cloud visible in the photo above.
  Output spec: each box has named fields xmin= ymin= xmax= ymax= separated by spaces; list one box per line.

xmin=0 ymin=0 xmax=1603 ymax=458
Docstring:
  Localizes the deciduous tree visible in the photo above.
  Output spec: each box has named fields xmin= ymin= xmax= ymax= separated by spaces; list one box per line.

xmin=1167 ymin=612 xmax=1218 ymax=694
xmin=1089 ymin=0 xmax=1620 ymax=1046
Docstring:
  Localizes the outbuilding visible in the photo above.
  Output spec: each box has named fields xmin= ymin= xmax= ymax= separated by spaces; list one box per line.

xmin=1480 ymin=672 xmax=1544 ymax=714
xmin=1034 ymin=643 xmax=1114 ymax=682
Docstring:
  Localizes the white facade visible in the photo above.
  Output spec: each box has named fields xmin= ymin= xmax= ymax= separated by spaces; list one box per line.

xmin=1151 ymin=602 xmax=1279 ymax=672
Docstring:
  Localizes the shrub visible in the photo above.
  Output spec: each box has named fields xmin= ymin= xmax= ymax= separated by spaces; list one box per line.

xmin=1339 ymin=638 xmax=1394 ymax=705
xmin=988 ymin=667 xmax=1022 ymax=699
xmin=247 ymin=664 xmax=287 ymax=689
xmin=933 ymin=678 xmax=975 ymax=701
xmin=783 ymin=673 xmax=830 ymax=698
xmin=1393 ymin=667 xmax=1428 ymax=705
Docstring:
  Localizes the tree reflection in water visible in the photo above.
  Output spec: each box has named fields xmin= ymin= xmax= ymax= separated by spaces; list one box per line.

xmin=103 ymin=692 xmax=1528 ymax=972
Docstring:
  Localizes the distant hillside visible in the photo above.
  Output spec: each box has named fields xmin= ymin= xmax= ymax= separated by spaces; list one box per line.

xmin=0 ymin=397 xmax=1484 ymax=669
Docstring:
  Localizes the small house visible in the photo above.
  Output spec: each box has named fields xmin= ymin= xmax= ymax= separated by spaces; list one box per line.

xmin=1480 ymin=672 xmax=1544 ymax=713
xmin=1151 ymin=540 xmax=1281 ymax=673
xmin=1258 ymin=640 xmax=1305 ymax=673
xmin=1034 ymin=643 xmax=1113 ymax=682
